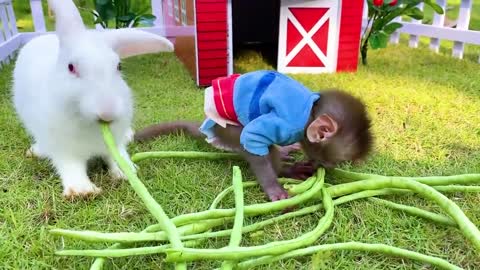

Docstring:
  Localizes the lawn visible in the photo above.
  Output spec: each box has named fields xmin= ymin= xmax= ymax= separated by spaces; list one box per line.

xmin=1 ymin=40 xmax=480 ymax=269
xmin=1 ymin=1 xmax=480 ymax=270
xmin=13 ymin=0 xmax=152 ymax=32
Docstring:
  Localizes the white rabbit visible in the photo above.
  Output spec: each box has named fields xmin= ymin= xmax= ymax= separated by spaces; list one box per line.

xmin=12 ymin=0 xmax=173 ymax=199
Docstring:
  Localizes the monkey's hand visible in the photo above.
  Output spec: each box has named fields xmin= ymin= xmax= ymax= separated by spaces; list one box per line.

xmin=266 ymin=185 xmax=290 ymax=202
xmin=277 ymin=143 xmax=303 ymax=162
xmin=265 ymin=185 xmax=294 ymax=213
xmin=281 ymin=161 xmax=316 ymax=180
xmin=241 ymin=151 xmax=292 ymax=206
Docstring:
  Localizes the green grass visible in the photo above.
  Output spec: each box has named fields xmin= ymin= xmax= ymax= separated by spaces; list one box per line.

xmin=2 ymin=0 xmax=480 ymax=268
xmin=13 ymin=0 xmax=152 ymax=32
xmin=1 ymin=40 xmax=480 ymax=269
xmin=14 ymin=0 xmax=93 ymax=32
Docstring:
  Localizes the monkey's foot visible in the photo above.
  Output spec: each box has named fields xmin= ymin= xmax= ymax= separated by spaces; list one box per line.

xmin=281 ymin=161 xmax=316 ymax=180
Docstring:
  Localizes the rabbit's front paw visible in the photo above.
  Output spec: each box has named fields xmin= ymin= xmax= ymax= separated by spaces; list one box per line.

xmin=107 ymin=157 xmax=137 ymax=181
xmin=26 ymin=143 xmax=46 ymax=159
xmin=125 ymin=128 xmax=134 ymax=143
xmin=63 ymin=180 xmax=102 ymax=200
xmin=109 ymin=164 xmax=127 ymax=180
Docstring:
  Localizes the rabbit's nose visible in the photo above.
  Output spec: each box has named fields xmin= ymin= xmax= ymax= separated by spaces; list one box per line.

xmin=98 ymin=112 xmax=114 ymax=123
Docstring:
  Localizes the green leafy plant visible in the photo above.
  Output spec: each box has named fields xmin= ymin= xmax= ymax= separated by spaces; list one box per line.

xmin=361 ymin=0 xmax=444 ymax=65
xmin=92 ymin=0 xmax=156 ymax=29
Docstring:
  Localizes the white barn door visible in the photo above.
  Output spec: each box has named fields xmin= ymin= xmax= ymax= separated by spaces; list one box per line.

xmin=277 ymin=0 xmax=340 ymax=73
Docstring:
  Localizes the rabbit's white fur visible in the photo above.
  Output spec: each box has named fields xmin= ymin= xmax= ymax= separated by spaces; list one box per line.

xmin=12 ymin=0 xmax=173 ymax=198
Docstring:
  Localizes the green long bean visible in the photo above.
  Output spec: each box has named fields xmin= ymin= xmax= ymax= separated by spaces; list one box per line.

xmin=81 ymin=183 xmax=477 ymax=247
xmin=328 ymin=168 xmax=376 ymax=181
xmin=60 ymin=145 xmax=480 ymax=269
xmin=207 ymin=179 xmax=301 ymax=212
xmin=284 ymin=174 xmax=318 ymax=195
xmin=227 ymin=167 xmax=245 ymax=247
xmin=166 ymin=177 xmax=480 ymax=262
xmin=152 ymin=179 xmax=300 ymax=229
xmin=88 ymin=162 xmax=257 ymax=269
xmin=433 ymin=185 xmax=480 ymax=192
xmin=368 ymin=197 xmax=456 ymax=227
xmin=171 ymin=169 xmax=325 ymax=226
xmin=332 ymin=188 xmax=411 ymax=204
xmin=84 ymin=183 xmax=478 ymax=247
xmin=89 ymin=222 xmax=163 ymax=270
xmin=327 ymin=177 xmax=480 ymax=253
xmin=57 ymin=239 xmax=202 ymax=258
xmin=331 ymin=185 xmax=480 ymax=206
xmin=165 ymin=186 xmax=333 ymax=262
xmin=131 ymin=151 xmax=242 ymax=163
xmin=220 ymin=166 xmax=245 ymax=270
xmin=100 ymin=123 xmax=186 ymax=270
xmin=182 ymin=187 xmax=457 ymax=242
xmin=288 ymin=182 xmax=480 ymax=200
xmin=330 ymin=168 xmax=480 ymax=186
xmin=181 ymin=204 xmax=322 ymax=241
xmin=52 ymin=218 xmax=230 ymax=244
xmin=236 ymin=241 xmax=462 ymax=270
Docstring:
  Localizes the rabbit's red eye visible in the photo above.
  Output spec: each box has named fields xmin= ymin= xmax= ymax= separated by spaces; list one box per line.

xmin=68 ymin=63 xmax=77 ymax=74
xmin=117 ymin=63 xmax=122 ymax=71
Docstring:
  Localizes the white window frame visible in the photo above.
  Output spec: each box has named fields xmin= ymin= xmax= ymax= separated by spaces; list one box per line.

xmin=181 ymin=0 xmax=187 ymax=25
xmin=167 ymin=0 xmax=173 ymax=17
xmin=174 ymin=0 xmax=180 ymax=22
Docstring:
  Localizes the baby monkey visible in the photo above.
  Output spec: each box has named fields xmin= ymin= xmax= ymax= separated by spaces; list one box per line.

xmin=135 ymin=70 xmax=373 ymax=202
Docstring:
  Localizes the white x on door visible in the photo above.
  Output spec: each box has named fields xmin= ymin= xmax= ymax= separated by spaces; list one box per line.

xmin=277 ymin=0 xmax=340 ymax=73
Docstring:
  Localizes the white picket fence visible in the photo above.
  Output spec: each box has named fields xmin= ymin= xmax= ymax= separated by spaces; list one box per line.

xmin=362 ymin=0 xmax=480 ymax=61
xmin=0 ymin=0 xmax=19 ymax=65
xmin=0 ymin=0 xmax=479 ymax=67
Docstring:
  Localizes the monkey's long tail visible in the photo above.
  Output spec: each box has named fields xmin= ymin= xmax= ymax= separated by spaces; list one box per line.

xmin=134 ymin=121 xmax=203 ymax=142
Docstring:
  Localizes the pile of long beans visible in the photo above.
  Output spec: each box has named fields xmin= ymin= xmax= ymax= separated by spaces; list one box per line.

xmin=50 ymin=124 xmax=480 ymax=269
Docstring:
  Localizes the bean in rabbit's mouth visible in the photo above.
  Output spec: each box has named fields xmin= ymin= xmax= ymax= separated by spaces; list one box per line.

xmin=98 ymin=119 xmax=113 ymax=124
xmin=97 ymin=111 xmax=115 ymax=123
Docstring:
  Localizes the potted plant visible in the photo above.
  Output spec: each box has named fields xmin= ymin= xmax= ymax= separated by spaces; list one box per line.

xmin=92 ymin=0 xmax=156 ymax=29
xmin=361 ymin=0 xmax=444 ymax=65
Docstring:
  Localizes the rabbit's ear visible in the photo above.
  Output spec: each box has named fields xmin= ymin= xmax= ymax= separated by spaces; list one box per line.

xmin=102 ymin=28 xmax=174 ymax=59
xmin=48 ymin=0 xmax=86 ymax=44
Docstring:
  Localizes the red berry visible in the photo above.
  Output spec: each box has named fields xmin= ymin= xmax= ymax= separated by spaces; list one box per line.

xmin=373 ymin=0 xmax=384 ymax=6
xmin=389 ymin=0 xmax=398 ymax=6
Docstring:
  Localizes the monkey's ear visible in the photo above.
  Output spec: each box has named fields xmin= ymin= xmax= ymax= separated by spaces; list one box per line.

xmin=306 ymin=114 xmax=338 ymax=143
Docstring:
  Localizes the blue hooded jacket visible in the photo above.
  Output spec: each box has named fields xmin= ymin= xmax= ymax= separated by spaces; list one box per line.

xmin=200 ymin=70 xmax=320 ymax=156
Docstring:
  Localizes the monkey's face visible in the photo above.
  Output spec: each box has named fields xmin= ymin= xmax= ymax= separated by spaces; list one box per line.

xmin=301 ymin=135 xmax=358 ymax=169
xmin=303 ymin=90 xmax=374 ymax=169
xmin=302 ymin=115 xmax=373 ymax=169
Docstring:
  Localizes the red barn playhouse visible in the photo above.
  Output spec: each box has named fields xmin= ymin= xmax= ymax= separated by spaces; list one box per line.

xmin=162 ymin=0 xmax=365 ymax=86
